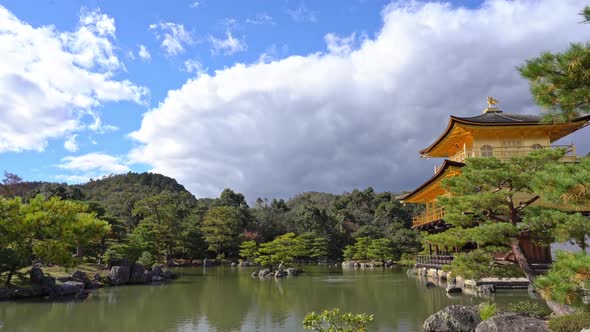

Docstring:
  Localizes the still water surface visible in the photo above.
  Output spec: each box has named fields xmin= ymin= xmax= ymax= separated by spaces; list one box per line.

xmin=0 ymin=266 xmax=538 ymax=332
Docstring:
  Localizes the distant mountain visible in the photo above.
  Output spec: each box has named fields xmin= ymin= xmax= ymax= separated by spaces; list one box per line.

xmin=76 ymin=172 xmax=194 ymax=228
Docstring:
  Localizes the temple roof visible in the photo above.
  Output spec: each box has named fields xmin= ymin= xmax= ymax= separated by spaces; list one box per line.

xmin=420 ymin=113 xmax=590 ymax=156
xmin=396 ymin=160 xmax=464 ymax=203
xmin=453 ymin=112 xmax=541 ymax=124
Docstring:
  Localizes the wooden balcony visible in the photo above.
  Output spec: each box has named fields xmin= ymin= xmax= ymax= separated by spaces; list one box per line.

xmin=412 ymin=206 xmax=445 ymax=228
xmin=415 ymin=255 xmax=454 ymax=269
xmin=448 ymin=144 xmax=577 ymax=163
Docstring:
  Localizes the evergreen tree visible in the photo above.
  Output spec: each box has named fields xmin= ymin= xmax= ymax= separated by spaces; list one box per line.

xmin=438 ymin=150 xmax=565 ymax=282
xmin=202 ymin=206 xmax=242 ymax=257
xmin=518 ymin=7 xmax=590 ymax=121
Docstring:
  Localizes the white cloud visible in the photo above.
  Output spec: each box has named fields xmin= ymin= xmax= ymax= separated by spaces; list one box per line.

xmin=0 ymin=6 xmax=147 ymax=153
xmin=130 ymin=0 xmax=590 ymax=199
xmin=189 ymin=1 xmax=200 ymax=9
xmin=55 ymin=174 xmax=93 ymax=184
xmin=138 ymin=44 xmax=151 ymax=60
xmin=59 ymin=152 xmax=130 ymax=178
xmin=184 ymin=59 xmax=205 ymax=74
xmin=286 ymin=2 xmax=317 ymax=23
xmin=64 ymin=135 xmax=79 ymax=152
xmin=209 ymin=31 xmax=246 ymax=55
xmin=324 ymin=33 xmax=356 ymax=56
xmin=149 ymin=22 xmax=193 ymax=56
xmin=246 ymin=13 xmax=274 ymax=25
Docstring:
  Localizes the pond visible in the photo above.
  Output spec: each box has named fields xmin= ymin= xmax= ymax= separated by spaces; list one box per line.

xmin=0 ymin=266 xmax=540 ymax=332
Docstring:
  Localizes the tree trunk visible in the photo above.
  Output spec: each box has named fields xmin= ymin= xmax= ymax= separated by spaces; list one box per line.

xmin=74 ymin=245 xmax=83 ymax=258
xmin=545 ymin=300 xmax=578 ymax=316
xmin=5 ymin=265 xmax=16 ymax=287
xmin=510 ymin=239 xmax=536 ymax=282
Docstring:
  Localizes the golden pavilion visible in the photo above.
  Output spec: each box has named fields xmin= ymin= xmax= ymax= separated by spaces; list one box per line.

xmin=398 ymin=98 xmax=590 ymax=264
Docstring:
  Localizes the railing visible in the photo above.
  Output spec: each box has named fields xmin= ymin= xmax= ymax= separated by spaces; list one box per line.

xmin=416 ymin=255 xmax=454 ymax=269
xmin=412 ymin=206 xmax=445 ymax=228
xmin=448 ymin=144 xmax=577 ymax=163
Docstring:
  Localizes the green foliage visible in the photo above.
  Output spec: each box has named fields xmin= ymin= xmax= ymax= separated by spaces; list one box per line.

xmin=302 ymin=308 xmax=374 ymax=332
xmin=532 ymin=157 xmax=590 ymax=207
xmin=202 ymin=206 xmax=242 ymax=256
xmin=0 ymin=195 xmax=110 ymax=285
xmin=255 ymin=233 xmax=301 ymax=267
xmin=239 ymin=240 xmax=258 ymax=262
xmin=547 ymin=312 xmax=590 ymax=332
xmin=449 ymin=250 xmax=523 ymax=280
xmin=479 ymin=302 xmax=496 ymax=321
xmin=583 ymin=6 xmax=590 ymax=23
xmin=519 ymin=41 xmax=590 ymax=121
xmin=436 ymin=150 xmax=573 ymax=281
xmin=534 ymin=251 xmax=590 ymax=309
xmin=367 ymin=238 xmax=398 ymax=263
xmin=507 ymin=301 xmax=550 ymax=319
xmin=2 ymin=170 xmax=419 ymax=264
xmin=137 ymin=251 xmax=157 ymax=267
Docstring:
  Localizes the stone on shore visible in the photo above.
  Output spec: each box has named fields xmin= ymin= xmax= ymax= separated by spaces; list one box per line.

xmin=475 ymin=313 xmax=549 ymax=332
xmin=108 ymin=266 xmax=130 ymax=285
xmin=423 ymin=305 xmax=481 ymax=332
xmin=129 ymin=263 xmax=146 ymax=284
xmin=30 ymin=266 xmax=45 ymax=284
xmin=71 ymin=270 xmax=91 ymax=284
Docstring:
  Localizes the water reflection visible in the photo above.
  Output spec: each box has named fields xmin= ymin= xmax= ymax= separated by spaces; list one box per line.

xmin=0 ymin=266 xmax=539 ymax=332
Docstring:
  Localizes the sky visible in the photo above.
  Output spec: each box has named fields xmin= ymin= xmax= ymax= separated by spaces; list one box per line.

xmin=0 ymin=0 xmax=589 ymax=202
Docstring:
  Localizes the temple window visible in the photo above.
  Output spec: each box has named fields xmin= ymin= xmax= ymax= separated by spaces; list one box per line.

xmin=480 ymin=145 xmax=493 ymax=157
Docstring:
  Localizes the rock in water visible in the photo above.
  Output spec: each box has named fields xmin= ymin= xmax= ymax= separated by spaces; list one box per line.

xmin=108 ymin=266 xmax=130 ymax=286
xmin=162 ymin=270 xmax=175 ymax=279
xmin=129 ymin=263 xmax=146 ymax=284
xmin=425 ymin=281 xmax=436 ymax=288
xmin=477 ymin=285 xmax=495 ymax=295
xmin=423 ymin=305 xmax=481 ymax=332
xmin=152 ymin=265 xmax=163 ymax=277
xmin=475 ymin=314 xmax=549 ymax=332
xmin=0 ymin=288 xmax=10 ymax=301
xmin=30 ymin=266 xmax=45 ymax=284
xmin=446 ymin=285 xmax=463 ymax=294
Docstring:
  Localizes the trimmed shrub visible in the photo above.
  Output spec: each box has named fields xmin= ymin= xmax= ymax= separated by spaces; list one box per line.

xmin=507 ymin=300 xmax=550 ymax=319
xmin=547 ymin=312 xmax=590 ymax=332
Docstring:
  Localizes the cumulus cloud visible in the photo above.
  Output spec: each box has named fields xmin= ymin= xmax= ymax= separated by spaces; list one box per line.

xmin=138 ymin=44 xmax=151 ymax=60
xmin=130 ymin=0 xmax=590 ymax=199
xmin=184 ymin=59 xmax=205 ymax=74
xmin=324 ymin=32 xmax=357 ymax=56
xmin=149 ymin=22 xmax=193 ymax=56
xmin=209 ymin=31 xmax=246 ymax=55
xmin=58 ymin=152 xmax=130 ymax=183
xmin=64 ymin=135 xmax=79 ymax=152
xmin=0 ymin=6 xmax=147 ymax=153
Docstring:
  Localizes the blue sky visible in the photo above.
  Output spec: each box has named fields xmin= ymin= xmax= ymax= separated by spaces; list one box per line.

xmin=0 ymin=0 xmax=589 ymax=200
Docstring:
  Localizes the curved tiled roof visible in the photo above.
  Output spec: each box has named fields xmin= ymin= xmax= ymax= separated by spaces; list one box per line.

xmin=454 ymin=112 xmax=541 ymax=123
xmin=396 ymin=159 xmax=464 ymax=202
xmin=419 ymin=113 xmax=590 ymax=155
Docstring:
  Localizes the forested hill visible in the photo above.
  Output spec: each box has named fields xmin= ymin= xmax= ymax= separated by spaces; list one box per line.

xmin=1 ymin=171 xmax=422 ymax=262
xmin=80 ymin=172 xmax=190 ymax=200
